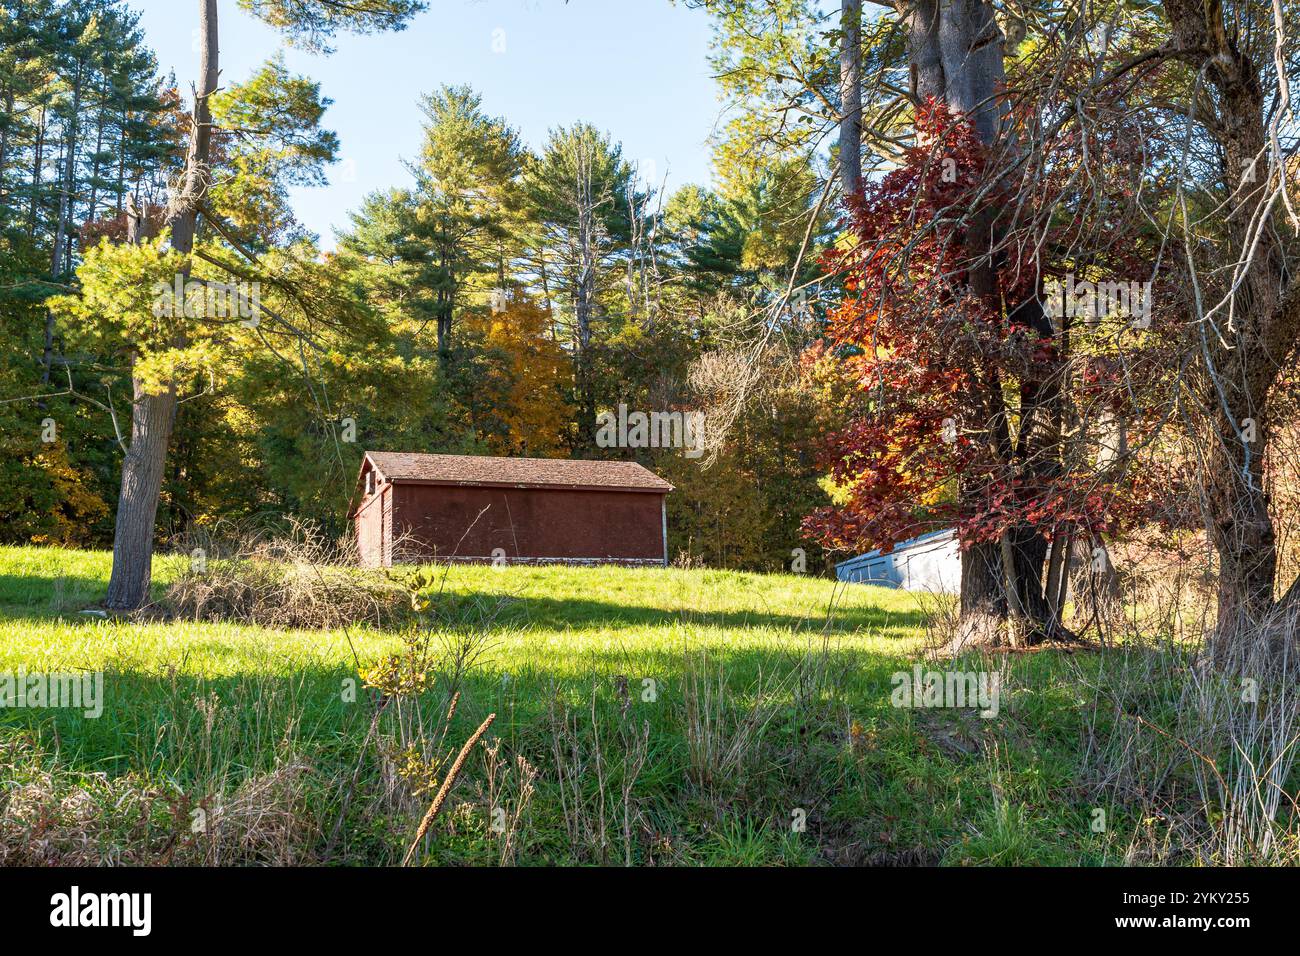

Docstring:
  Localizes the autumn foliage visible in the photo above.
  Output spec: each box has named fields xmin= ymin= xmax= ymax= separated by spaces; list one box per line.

xmin=804 ymin=102 xmax=1170 ymax=562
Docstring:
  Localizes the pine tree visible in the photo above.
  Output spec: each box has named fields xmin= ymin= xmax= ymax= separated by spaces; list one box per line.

xmin=523 ymin=124 xmax=639 ymax=452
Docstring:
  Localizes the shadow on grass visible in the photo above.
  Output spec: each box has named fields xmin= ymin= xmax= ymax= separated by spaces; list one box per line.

xmin=0 ymin=637 xmax=916 ymax=780
xmin=434 ymin=588 xmax=927 ymax=637
xmin=0 ymin=572 xmax=928 ymax=638
xmin=0 ymin=573 xmax=111 ymax=616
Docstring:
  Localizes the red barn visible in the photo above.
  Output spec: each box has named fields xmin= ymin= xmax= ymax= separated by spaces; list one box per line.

xmin=349 ymin=451 xmax=673 ymax=568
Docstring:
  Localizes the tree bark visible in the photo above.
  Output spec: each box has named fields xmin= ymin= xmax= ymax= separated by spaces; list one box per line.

xmin=104 ymin=381 xmax=177 ymax=609
xmin=839 ymin=0 xmax=863 ymax=196
xmin=904 ymin=0 xmax=1006 ymax=142
xmin=87 ymin=75 xmax=109 ymax=223
xmin=0 ymin=90 xmax=11 ymax=206
xmin=572 ymin=151 xmax=598 ymax=453
xmin=1207 ymin=411 xmax=1277 ymax=635
xmin=1044 ymin=525 xmax=1072 ymax=629
xmin=27 ymin=103 xmax=44 ymax=238
xmin=954 ymin=539 xmax=1004 ymax=649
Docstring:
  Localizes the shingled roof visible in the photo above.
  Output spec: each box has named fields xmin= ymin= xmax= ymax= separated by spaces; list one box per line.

xmin=363 ymin=451 xmax=673 ymax=493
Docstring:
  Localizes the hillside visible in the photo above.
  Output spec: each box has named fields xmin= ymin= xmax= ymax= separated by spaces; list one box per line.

xmin=0 ymin=545 xmax=1238 ymax=865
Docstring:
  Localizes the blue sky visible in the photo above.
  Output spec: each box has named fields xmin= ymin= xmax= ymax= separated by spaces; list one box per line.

xmin=132 ymin=0 xmax=724 ymax=249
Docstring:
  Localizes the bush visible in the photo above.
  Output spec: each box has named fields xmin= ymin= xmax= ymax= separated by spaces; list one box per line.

xmin=165 ymin=519 xmax=409 ymax=630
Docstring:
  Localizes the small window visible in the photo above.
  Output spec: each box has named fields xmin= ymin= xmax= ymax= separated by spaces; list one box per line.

xmin=365 ymin=472 xmax=375 ymax=496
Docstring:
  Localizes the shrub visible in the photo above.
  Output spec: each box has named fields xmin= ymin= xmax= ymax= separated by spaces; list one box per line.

xmin=165 ymin=518 xmax=409 ymax=630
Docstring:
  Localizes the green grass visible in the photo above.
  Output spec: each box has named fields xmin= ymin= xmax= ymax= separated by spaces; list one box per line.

xmin=0 ymin=544 xmax=1204 ymax=866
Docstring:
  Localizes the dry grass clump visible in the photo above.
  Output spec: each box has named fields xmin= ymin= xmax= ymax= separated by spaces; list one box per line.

xmin=183 ymin=761 xmax=318 ymax=865
xmin=0 ymin=734 xmax=317 ymax=866
xmin=165 ymin=518 xmax=409 ymax=630
xmin=1077 ymin=599 xmax=1300 ymax=865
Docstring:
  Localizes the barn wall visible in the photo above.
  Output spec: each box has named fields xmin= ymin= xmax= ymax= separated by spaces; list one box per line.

xmin=382 ymin=484 xmax=393 ymax=568
xmin=389 ymin=484 xmax=665 ymax=564
xmin=354 ymin=484 xmax=385 ymax=568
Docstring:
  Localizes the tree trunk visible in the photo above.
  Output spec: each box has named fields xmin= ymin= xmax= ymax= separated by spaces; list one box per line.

xmin=907 ymin=0 xmax=1068 ymax=647
xmin=117 ymin=106 xmax=128 ymax=214
xmin=839 ymin=0 xmax=863 ymax=196
xmin=27 ymin=103 xmax=44 ymax=238
xmin=953 ymin=539 xmax=1004 ymax=649
xmin=104 ymin=0 xmax=218 ymax=610
xmin=50 ymin=87 xmax=77 ymax=279
xmin=1206 ymin=410 xmax=1276 ymax=637
xmin=1159 ymin=0 xmax=1300 ymax=653
xmin=1044 ymin=525 xmax=1072 ymax=629
xmin=573 ymin=272 xmax=596 ymax=451
xmin=45 ymin=61 xmax=83 ymax=385
xmin=0 ymin=91 xmax=11 ymax=205
xmin=45 ymin=137 xmax=68 ymax=384
xmin=1008 ymin=291 xmax=1068 ymax=639
xmin=435 ymin=248 xmax=453 ymax=359
xmin=87 ymin=78 xmax=108 ymax=223
xmin=572 ymin=158 xmax=598 ymax=453
xmin=104 ymin=382 xmax=177 ymax=609
xmin=903 ymin=0 xmax=1006 ymax=143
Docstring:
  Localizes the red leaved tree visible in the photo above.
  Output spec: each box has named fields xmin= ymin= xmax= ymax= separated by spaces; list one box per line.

xmin=805 ymin=102 xmax=1173 ymax=647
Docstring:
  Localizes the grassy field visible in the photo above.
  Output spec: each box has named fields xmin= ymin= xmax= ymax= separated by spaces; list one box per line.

xmin=0 ymin=544 xmax=1268 ymax=866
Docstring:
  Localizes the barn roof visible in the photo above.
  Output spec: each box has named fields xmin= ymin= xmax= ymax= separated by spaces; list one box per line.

xmin=363 ymin=451 xmax=674 ymax=493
